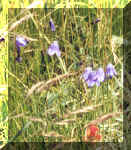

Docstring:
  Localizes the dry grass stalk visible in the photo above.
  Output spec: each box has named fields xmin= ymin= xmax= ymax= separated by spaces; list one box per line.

xmin=8 ymin=113 xmax=27 ymax=119
xmin=26 ymin=81 xmax=45 ymax=97
xmin=27 ymin=72 xmax=78 ymax=97
xmin=9 ymin=14 xmax=32 ymax=32
xmin=18 ymin=35 xmax=38 ymax=42
xmin=36 ymin=72 xmax=78 ymax=93
xmin=27 ymin=0 xmax=44 ymax=8
xmin=84 ymin=112 xmax=122 ymax=128
xmin=71 ymin=127 xmax=76 ymax=139
xmin=9 ymin=114 xmax=47 ymax=126
xmin=64 ymin=104 xmax=103 ymax=118
xmin=42 ymin=131 xmax=64 ymax=138
xmin=24 ymin=116 xmax=44 ymax=123
xmin=62 ymin=138 xmax=77 ymax=142
xmin=9 ymin=32 xmax=38 ymax=42
xmin=55 ymin=119 xmax=76 ymax=126
xmin=23 ymin=49 xmax=36 ymax=53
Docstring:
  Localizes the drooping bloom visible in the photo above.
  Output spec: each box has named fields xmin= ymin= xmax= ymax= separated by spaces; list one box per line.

xmin=0 ymin=38 xmax=5 ymax=42
xmin=15 ymin=36 xmax=28 ymax=62
xmin=49 ymin=18 xmax=55 ymax=32
xmin=85 ymin=71 xmax=98 ymax=87
xmin=105 ymin=63 xmax=117 ymax=78
xmin=83 ymin=124 xmax=102 ymax=142
xmin=82 ymin=67 xmax=92 ymax=81
xmin=82 ymin=67 xmax=105 ymax=87
xmin=16 ymin=36 xmax=28 ymax=47
xmin=96 ymin=67 xmax=105 ymax=82
xmin=47 ymin=41 xmax=61 ymax=57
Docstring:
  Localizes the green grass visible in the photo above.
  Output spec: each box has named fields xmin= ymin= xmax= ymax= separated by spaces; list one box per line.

xmin=8 ymin=7 xmax=123 ymax=142
xmin=0 ymin=0 xmax=131 ymax=149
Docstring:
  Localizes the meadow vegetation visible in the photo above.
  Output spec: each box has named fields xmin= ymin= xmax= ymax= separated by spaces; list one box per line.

xmin=8 ymin=7 xmax=123 ymax=143
xmin=0 ymin=0 xmax=130 ymax=149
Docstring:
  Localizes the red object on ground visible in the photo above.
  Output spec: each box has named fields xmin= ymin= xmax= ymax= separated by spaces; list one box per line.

xmin=84 ymin=124 xmax=102 ymax=142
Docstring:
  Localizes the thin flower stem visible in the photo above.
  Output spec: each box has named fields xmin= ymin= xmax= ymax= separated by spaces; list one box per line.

xmin=28 ymin=10 xmax=51 ymax=44
xmin=58 ymin=56 xmax=67 ymax=74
